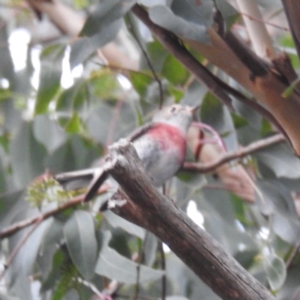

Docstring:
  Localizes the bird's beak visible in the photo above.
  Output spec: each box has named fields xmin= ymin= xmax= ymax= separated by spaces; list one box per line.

xmin=191 ymin=105 xmax=200 ymax=114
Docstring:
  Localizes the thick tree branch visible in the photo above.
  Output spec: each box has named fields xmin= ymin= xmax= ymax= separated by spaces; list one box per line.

xmin=184 ymin=133 xmax=286 ymax=173
xmin=105 ymin=140 xmax=274 ymax=300
xmin=131 ymin=5 xmax=233 ymax=110
xmin=282 ymin=0 xmax=300 ymax=59
xmin=131 ymin=4 xmax=300 ymax=156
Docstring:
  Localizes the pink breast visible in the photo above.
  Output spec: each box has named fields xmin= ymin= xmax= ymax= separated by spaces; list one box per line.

xmin=147 ymin=123 xmax=187 ymax=161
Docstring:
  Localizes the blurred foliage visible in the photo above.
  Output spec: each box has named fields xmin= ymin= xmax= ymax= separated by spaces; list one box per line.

xmin=0 ymin=0 xmax=300 ymax=299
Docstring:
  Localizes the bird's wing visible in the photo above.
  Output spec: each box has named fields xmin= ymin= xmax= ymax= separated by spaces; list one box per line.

xmin=127 ymin=122 xmax=155 ymax=142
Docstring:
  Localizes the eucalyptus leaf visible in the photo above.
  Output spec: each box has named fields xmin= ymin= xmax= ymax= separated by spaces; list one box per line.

xmin=143 ymin=232 xmax=158 ymax=266
xmin=149 ymin=5 xmax=210 ymax=43
xmin=276 ymin=268 xmax=300 ymax=300
xmin=80 ymin=0 xmax=136 ymax=37
xmin=46 ymin=135 xmax=99 ymax=173
xmin=95 ymin=245 xmax=164 ymax=284
xmin=0 ymin=293 xmax=20 ymax=300
xmin=140 ymin=0 xmax=168 ymax=6
xmin=35 ymin=44 xmax=66 ymax=114
xmin=166 ymin=253 xmax=221 ymax=300
xmin=263 ymin=252 xmax=286 ymax=291
xmin=64 ymin=210 xmax=98 ymax=280
xmin=201 ymin=92 xmax=238 ymax=151
xmin=33 ymin=115 xmax=67 ymax=153
xmin=70 ymin=19 xmax=122 ymax=68
xmin=273 ymin=213 xmax=300 ymax=244
xmin=0 ymin=190 xmax=26 ymax=229
xmin=10 ymin=122 xmax=47 ymax=187
xmin=103 ymin=210 xmax=145 ymax=239
xmin=0 ymin=27 xmax=15 ymax=85
xmin=8 ymin=220 xmax=51 ymax=283
xmin=255 ymin=143 xmax=300 ymax=178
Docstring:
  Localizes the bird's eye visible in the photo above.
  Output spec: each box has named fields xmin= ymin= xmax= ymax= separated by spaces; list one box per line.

xmin=170 ymin=107 xmax=176 ymax=113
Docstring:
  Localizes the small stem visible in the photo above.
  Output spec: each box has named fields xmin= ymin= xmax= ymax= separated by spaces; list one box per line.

xmin=158 ymin=241 xmax=166 ymax=300
xmin=127 ymin=14 xmax=164 ymax=109
xmin=0 ymin=217 xmax=43 ymax=280
xmin=184 ymin=133 xmax=285 ymax=173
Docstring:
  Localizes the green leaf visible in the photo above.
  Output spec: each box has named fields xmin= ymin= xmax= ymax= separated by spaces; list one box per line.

xmin=65 ymin=112 xmax=83 ymax=134
xmin=10 ymin=122 xmax=47 ymax=187
xmin=0 ymin=190 xmax=27 ymax=229
xmin=0 ymin=157 xmax=6 ymax=193
xmin=280 ymin=33 xmax=299 ymax=69
xmin=145 ymin=41 xmax=169 ymax=72
xmin=273 ymin=212 xmax=300 ymax=244
xmin=168 ymin=86 xmax=184 ymax=102
xmin=0 ymin=87 xmax=12 ymax=101
xmin=256 ymin=143 xmax=300 ymax=178
xmin=89 ymin=69 xmax=119 ymax=99
xmin=149 ymin=3 xmax=211 ymax=43
xmin=80 ymin=0 xmax=136 ymax=37
xmin=9 ymin=220 xmax=51 ymax=283
xmin=35 ymin=44 xmax=66 ymax=114
xmin=95 ymin=244 xmax=164 ymax=284
xmin=201 ymin=92 xmax=238 ymax=151
xmin=56 ymin=78 xmax=85 ymax=112
xmin=0 ymin=27 xmax=15 ymax=85
xmin=64 ymin=211 xmax=98 ymax=280
xmin=260 ymin=118 xmax=273 ymax=136
xmin=143 ymin=232 xmax=158 ymax=267
xmin=130 ymin=71 xmax=153 ymax=97
xmin=73 ymin=0 xmax=88 ymax=9
xmin=232 ymin=113 xmax=248 ymax=129
xmin=282 ymin=77 xmax=300 ymax=98
xmin=263 ymin=252 xmax=286 ymax=291
xmin=103 ymin=211 xmax=145 ymax=239
xmin=162 ymin=55 xmax=188 ymax=85
xmin=33 ymin=115 xmax=67 ymax=153
xmin=70 ymin=20 xmax=121 ymax=68
xmin=46 ymin=135 xmax=100 ymax=173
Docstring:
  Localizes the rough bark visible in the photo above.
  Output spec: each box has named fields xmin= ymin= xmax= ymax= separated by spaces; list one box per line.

xmin=105 ymin=140 xmax=274 ymax=300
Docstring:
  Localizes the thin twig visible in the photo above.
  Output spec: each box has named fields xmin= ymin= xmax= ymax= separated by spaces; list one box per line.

xmin=133 ymin=231 xmax=149 ymax=300
xmin=116 ymin=293 xmax=157 ymax=300
xmin=94 ymin=61 xmax=154 ymax=79
xmin=240 ymin=12 xmax=289 ymax=32
xmin=0 ymin=217 xmax=43 ymax=280
xmin=0 ymin=184 xmax=109 ymax=239
xmin=183 ymin=133 xmax=286 ymax=173
xmin=76 ymin=277 xmax=111 ymax=300
xmin=0 ymin=194 xmax=84 ymax=239
xmin=127 ymin=14 xmax=164 ymax=109
xmin=133 ymin=247 xmax=142 ymax=300
xmin=158 ymin=241 xmax=166 ymax=300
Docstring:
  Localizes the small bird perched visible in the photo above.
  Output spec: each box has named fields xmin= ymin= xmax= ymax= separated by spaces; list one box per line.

xmin=55 ymin=104 xmax=196 ymax=202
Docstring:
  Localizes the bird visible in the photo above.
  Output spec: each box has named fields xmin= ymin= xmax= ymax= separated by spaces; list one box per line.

xmin=54 ymin=104 xmax=197 ymax=202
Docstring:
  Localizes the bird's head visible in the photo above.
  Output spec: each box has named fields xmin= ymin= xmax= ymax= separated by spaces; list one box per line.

xmin=152 ymin=104 xmax=198 ymax=134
